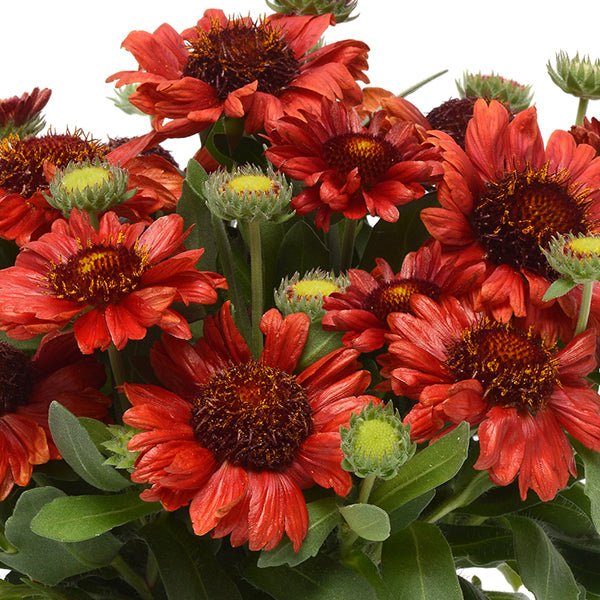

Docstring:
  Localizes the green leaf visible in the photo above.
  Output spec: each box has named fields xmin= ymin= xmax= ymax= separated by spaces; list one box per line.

xmin=141 ymin=517 xmax=242 ymax=600
xmin=30 ymin=490 xmax=161 ymax=542
xmin=572 ymin=438 xmax=600 ymax=534
xmin=275 ymin=220 xmax=330 ymax=280
xmin=440 ymin=524 xmax=514 ymax=568
xmin=458 ymin=576 xmax=491 ymax=600
xmin=341 ymin=550 xmax=392 ymax=600
xmin=389 ymin=490 xmax=435 ymax=532
xmin=485 ymin=593 xmax=532 ymax=600
xmin=339 ymin=503 xmax=390 ymax=542
xmin=296 ymin=325 xmax=344 ymax=373
xmin=0 ymin=488 xmax=121 ymax=585
xmin=542 ymin=277 xmax=577 ymax=301
xmin=508 ymin=515 xmax=580 ymax=600
xmin=258 ymin=497 xmax=339 ymax=568
xmin=48 ymin=402 xmax=130 ymax=492
xmin=370 ymin=421 xmax=470 ymax=514
xmin=242 ymin=554 xmax=377 ymax=600
xmin=381 ymin=521 xmax=462 ymax=600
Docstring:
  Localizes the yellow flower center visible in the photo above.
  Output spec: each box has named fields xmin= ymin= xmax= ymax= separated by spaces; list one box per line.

xmin=61 ymin=165 xmax=113 ymax=194
xmin=291 ymin=279 xmax=340 ymax=299
xmin=567 ymin=236 xmax=600 ymax=257
xmin=226 ymin=174 xmax=276 ymax=196
xmin=354 ymin=419 xmax=398 ymax=460
xmin=48 ymin=243 xmax=149 ymax=305
xmin=190 ymin=360 xmax=312 ymax=470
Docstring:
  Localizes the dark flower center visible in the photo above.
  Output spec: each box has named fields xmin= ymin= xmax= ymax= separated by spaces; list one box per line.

xmin=190 ymin=360 xmax=313 ymax=471
xmin=0 ymin=131 xmax=108 ymax=197
xmin=323 ymin=133 xmax=398 ymax=184
xmin=48 ymin=244 xmax=149 ymax=305
xmin=363 ymin=279 xmax=441 ymax=322
xmin=183 ymin=17 xmax=300 ymax=101
xmin=426 ymin=97 xmax=479 ymax=149
xmin=0 ymin=341 xmax=34 ymax=415
xmin=473 ymin=164 xmax=593 ymax=278
xmin=445 ymin=319 xmax=558 ymax=414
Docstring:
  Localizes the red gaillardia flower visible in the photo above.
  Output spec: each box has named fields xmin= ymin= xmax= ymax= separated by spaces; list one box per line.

xmin=265 ymin=98 xmax=442 ymax=231
xmin=106 ymin=9 xmax=369 ymax=138
xmin=422 ymin=99 xmax=600 ymax=337
xmin=322 ymin=241 xmax=483 ymax=352
xmin=0 ymin=210 xmax=227 ymax=354
xmin=380 ymin=294 xmax=600 ymax=501
xmin=0 ymin=331 xmax=111 ymax=499
xmin=122 ymin=302 xmax=376 ymax=551
xmin=0 ymin=88 xmax=52 ymax=138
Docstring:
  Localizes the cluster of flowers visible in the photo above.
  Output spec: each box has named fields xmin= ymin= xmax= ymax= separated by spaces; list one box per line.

xmin=2 ymin=4 xmax=600 ymax=575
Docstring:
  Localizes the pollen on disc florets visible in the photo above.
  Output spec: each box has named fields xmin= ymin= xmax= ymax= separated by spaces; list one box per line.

xmin=340 ymin=401 xmax=416 ymax=480
xmin=46 ymin=158 xmax=136 ymax=217
xmin=202 ymin=164 xmax=294 ymax=223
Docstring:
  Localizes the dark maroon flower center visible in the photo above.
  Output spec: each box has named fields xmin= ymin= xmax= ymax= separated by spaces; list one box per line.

xmin=445 ymin=320 xmax=558 ymax=414
xmin=0 ymin=341 xmax=34 ymax=415
xmin=190 ymin=360 xmax=312 ymax=471
xmin=183 ymin=17 xmax=300 ymax=101
xmin=48 ymin=244 xmax=149 ymax=305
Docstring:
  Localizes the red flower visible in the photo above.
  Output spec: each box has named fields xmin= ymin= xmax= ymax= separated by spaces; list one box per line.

xmin=107 ymin=9 xmax=369 ymax=138
xmin=0 ymin=88 xmax=51 ymax=133
xmin=0 ymin=210 xmax=227 ymax=354
xmin=322 ymin=241 xmax=483 ymax=352
xmin=380 ymin=294 xmax=600 ymax=501
xmin=0 ymin=332 xmax=111 ymax=499
xmin=421 ymin=99 xmax=600 ymax=339
xmin=265 ymin=98 xmax=441 ymax=231
xmin=122 ymin=302 xmax=375 ymax=551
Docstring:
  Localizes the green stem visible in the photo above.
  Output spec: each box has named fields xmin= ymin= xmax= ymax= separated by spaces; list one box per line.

xmin=340 ymin=219 xmax=358 ymax=273
xmin=248 ymin=220 xmax=264 ymax=357
xmin=576 ymin=97 xmax=589 ymax=126
xmin=0 ymin=528 xmax=17 ymax=553
xmin=357 ymin=474 xmax=377 ymax=504
xmin=575 ymin=280 xmax=594 ymax=336
xmin=112 ymin=554 xmax=153 ymax=600
xmin=108 ymin=343 xmax=129 ymax=420
xmin=211 ymin=214 xmax=252 ymax=342
xmin=340 ymin=474 xmax=377 ymax=558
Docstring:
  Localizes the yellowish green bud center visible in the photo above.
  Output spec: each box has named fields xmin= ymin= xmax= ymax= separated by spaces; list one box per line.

xmin=292 ymin=279 xmax=340 ymax=299
xmin=567 ymin=236 xmax=600 ymax=257
xmin=354 ymin=419 xmax=398 ymax=460
xmin=61 ymin=166 xmax=113 ymax=194
xmin=226 ymin=174 xmax=276 ymax=195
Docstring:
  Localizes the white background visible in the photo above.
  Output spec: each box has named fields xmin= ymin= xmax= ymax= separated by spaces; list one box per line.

xmin=5 ymin=0 xmax=600 ymax=596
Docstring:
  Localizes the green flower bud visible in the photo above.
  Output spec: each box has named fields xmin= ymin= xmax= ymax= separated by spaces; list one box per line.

xmin=340 ymin=401 xmax=416 ymax=480
xmin=102 ymin=424 xmax=141 ymax=472
xmin=547 ymin=52 xmax=600 ymax=100
xmin=456 ymin=71 xmax=533 ymax=112
xmin=266 ymin=0 xmax=358 ymax=23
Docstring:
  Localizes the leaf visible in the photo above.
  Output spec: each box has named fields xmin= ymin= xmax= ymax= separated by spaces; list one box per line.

xmin=258 ymin=497 xmax=339 ymax=568
xmin=389 ymin=490 xmax=435 ymax=533
xmin=47 ymin=402 xmax=130 ymax=492
xmin=370 ymin=421 xmax=470 ymax=514
xmin=141 ymin=517 xmax=242 ymax=600
xmin=458 ymin=576 xmax=492 ymax=600
xmin=339 ymin=503 xmax=390 ymax=542
xmin=542 ymin=277 xmax=577 ymax=301
xmin=440 ymin=524 xmax=514 ymax=568
xmin=296 ymin=325 xmax=344 ymax=373
xmin=31 ymin=490 xmax=161 ymax=542
xmin=0 ymin=488 xmax=121 ymax=585
xmin=507 ymin=515 xmax=580 ymax=600
xmin=275 ymin=220 xmax=330 ymax=280
xmin=572 ymin=438 xmax=600 ymax=534
xmin=380 ymin=521 xmax=462 ymax=600
xmin=242 ymin=554 xmax=377 ymax=600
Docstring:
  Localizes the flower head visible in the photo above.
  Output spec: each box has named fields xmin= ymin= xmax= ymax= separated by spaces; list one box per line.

xmin=107 ymin=9 xmax=369 ymax=137
xmin=0 ymin=210 xmax=227 ymax=353
xmin=543 ymin=233 xmax=600 ymax=288
xmin=547 ymin=52 xmax=600 ymax=100
xmin=569 ymin=116 xmax=600 ymax=156
xmin=456 ymin=72 xmax=533 ymax=112
xmin=265 ymin=0 xmax=358 ymax=22
xmin=266 ymin=98 xmax=441 ymax=231
xmin=380 ymin=295 xmax=600 ymax=501
xmin=123 ymin=302 xmax=376 ymax=551
xmin=0 ymin=88 xmax=52 ymax=139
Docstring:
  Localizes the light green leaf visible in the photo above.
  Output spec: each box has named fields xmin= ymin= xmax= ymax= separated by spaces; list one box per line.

xmin=30 ymin=490 xmax=161 ymax=542
xmin=371 ymin=422 xmax=470 ymax=514
xmin=508 ymin=515 xmax=580 ymax=600
xmin=572 ymin=438 xmax=600 ymax=534
xmin=48 ymin=402 xmax=130 ymax=492
xmin=339 ymin=503 xmax=390 ymax=542
xmin=542 ymin=277 xmax=577 ymax=301
xmin=381 ymin=521 xmax=462 ymax=600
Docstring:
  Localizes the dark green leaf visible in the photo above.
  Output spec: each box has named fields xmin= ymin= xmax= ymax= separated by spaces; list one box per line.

xmin=48 ymin=402 xmax=130 ymax=492
xmin=572 ymin=439 xmax=600 ymax=534
xmin=31 ymin=490 xmax=161 ymax=542
xmin=508 ymin=515 xmax=580 ymax=600
xmin=440 ymin=524 xmax=514 ymax=568
xmin=141 ymin=517 xmax=242 ymax=600
xmin=258 ymin=497 xmax=339 ymax=568
xmin=381 ymin=521 xmax=462 ymax=600
xmin=296 ymin=326 xmax=344 ymax=373
xmin=370 ymin=421 xmax=469 ymax=514
xmin=341 ymin=551 xmax=391 ymax=600
xmin=0 ymin=488 xmax=121 ymax=585
xmin=458 ymin=576 xmax=491 ymax=600
xmin=275 ymin=220 xmax=330 ymax=280
xmin=485 ymin=593 xmax=532 ymax=600
xmin=389 ymin=490 xmax=435 ymax=532
xmin=339 ymin=503 xmax=390 ymax=542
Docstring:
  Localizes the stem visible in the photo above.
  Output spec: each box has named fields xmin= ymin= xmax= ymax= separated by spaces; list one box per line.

xmin=248 ymin=220 xmax=264 ymax=357
xmin=340 ymin=219 xmax=358 ymax=273
xmin=211 ymin=214 xmax=252 ymax=342
xmin=576 ymin=97 xmax=589 ymax=126
xmin=575 ymin=280 xmax=594 ymax=336
xmin=357 ymin=474 xmax=377 ymax=504
xmin=112 ymin=554 xmax=153 ymax=600
xmin=108 ymin=343 xmax=129 ymax=420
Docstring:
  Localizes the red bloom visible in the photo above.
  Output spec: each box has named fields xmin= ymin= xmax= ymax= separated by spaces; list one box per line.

xmin=0 ymin=210 xmax=227 ymax=354
xmin=380 ymin=294 xmax=600 ymax=501
xmin=107 ymin=9 xmax=369 ymax=138
xmin=322 ymin=241 xmax=483 ymax=352
xmin=0 ymin=88 xmax=51 ymax=133
xmin=0 ymin=332 xmax=111 ymax=499
xmin=265 ymin=98 xmax=441 ymax=231
xmin=421 ymin=99 xmax=600 ymax=339
xmin=122 ymin=302 xmax=375 ymax=551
